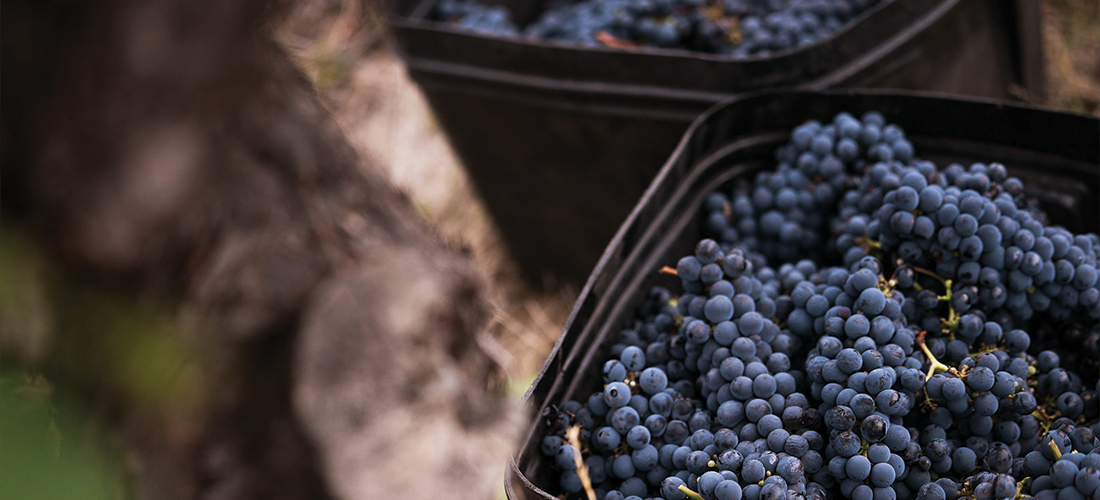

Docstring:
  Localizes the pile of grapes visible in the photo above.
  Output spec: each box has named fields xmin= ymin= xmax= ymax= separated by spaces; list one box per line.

xmin=541 ymin=111 xmax=1100 ymax=500
xmin=431 ymin=0 xmax=519 ymax=35
xmin=429 ymin=0 xmax=880 ymax=57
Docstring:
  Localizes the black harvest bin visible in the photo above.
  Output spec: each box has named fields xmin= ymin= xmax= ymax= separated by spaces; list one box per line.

xmin=503 ymin=91 xmax=1100 ymax=499
xmin=388 ymin=0 xmax=1045 ymax=284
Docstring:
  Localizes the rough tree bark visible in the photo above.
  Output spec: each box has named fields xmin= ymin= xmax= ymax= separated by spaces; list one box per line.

xmin=2 ymin=1 xmax=519 ymax=499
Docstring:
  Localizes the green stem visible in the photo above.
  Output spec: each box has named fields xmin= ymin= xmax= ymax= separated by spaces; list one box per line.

xmin=917 ymin=332 xmax=951 ymax=381
xmin=922 ymin=388 xmax=938 ymax=410
xmin=679 ymin=485 xmax=705 ymax=500
xmin=857 ymin=236 xmax=882 ymax=253
xmin=938 ymin=279 xmax=954 ymax=302
xmin=1048 ymin=439 xmax=1063 ymax=461
xmin=1014 ymin=477 xmax=1030 ymax=500
xmin=910 ymin=264 xmax=947 ymax=285
xmin=938 ymin=280 xmax=960 ymax=338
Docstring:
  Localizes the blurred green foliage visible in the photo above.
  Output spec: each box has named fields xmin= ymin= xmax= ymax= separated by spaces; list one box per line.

xmin=0 ymin=371 xmax=124 ymax=500
xmin=1 ymin=222 xmax=203 ymax=499
xmin=1 ymin=220 xmax=201 ymax=410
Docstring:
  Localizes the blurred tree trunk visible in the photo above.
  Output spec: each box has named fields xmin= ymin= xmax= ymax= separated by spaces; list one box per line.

xmin=1 ymin=1 xmax=517 ymax=499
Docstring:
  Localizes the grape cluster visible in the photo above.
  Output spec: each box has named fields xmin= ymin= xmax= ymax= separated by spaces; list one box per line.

xmin=834 ymin=159 xmax=1100 ymax=329
xmin=429 ymin=0 xmax=519 ymax=35
xmin=703 ymin=111 xmax=915 ymax=264
xmin=431 ymin=0 xmax=881 ymax=57
xmin=542 ymin=111 xmax=1100 ymax=500
xmin=1018 ymin=425 xmax=1100 ymax=500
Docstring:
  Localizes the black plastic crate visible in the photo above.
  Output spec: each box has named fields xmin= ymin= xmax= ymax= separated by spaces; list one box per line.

xmin=388 ymin=0 xmax=1045 ymax=284
xmin=503 ymin=90 xmax=1099 ymax=500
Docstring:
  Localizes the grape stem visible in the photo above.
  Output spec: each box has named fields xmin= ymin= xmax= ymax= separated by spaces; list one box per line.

xmin=878 ymin=275 xmax=899 ymax=295
xmin=936 ymin=279 xmax=960 ymax=338
xmin=659 ymin=266 xmax=679 ymax=276
xmin=1048 ymin=439 xmax=1063 ymax=461
xmin=1013 ymin=477 xmax=1030 ymax=500
xmin=857 ymin=236 xmax=882 ymax=253
xmin=916 ymin=330 xmax=950 ymax=381
xmin=565 ymin=425 xmax=597 ymax=500
xmin=957 ymin=479 xmax=972 ymax=498
xmin=908 ymin=264 xmax=947 ymax=286
xmin=937 ymin=280 xmax=953 ymax=302
xmin=679 ymin=485 xmax=705 ymax=500
xmin=902 ymin=262 xmax=960 ymax=336
xmin=1031 ymin=409 xmax=1053 ymax=434
xmin=970 ymin=343 xmax=1005 ymax=356
xmin=1033 ymin=405 xmax=1060 ymax=432
xmin=921 ymin=388 xmax=938 ymax=410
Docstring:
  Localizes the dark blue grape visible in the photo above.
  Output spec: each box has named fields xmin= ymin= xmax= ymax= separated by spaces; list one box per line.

xmin=677 ymin=256 xmax=703 ymax=282
xmin=754 ymin=373 xmax=778 ymax=399
xmin=941 ymin=377 xmax=967 ymax=401
xmin=696 ymin=239 xmax=722 ymax=264
xmin=868 ymin=462 xmax=895 ymax=487
xmin=966 ymin=366 xmax=995 ymax=392
xmin=556 ymin=444 xmax=579 ymax=470
xmin=604 ymin=360 xmax=627 ymax=382
xmin=1051 ymin=459 xmax=1080 ymax=488
xmin=861 ymin=414 xmax=889 ymax=443
xmin=917 ymin=482 xmax=946 ymax=500
xmin=740 ymin=312 xmax=766 ymax=336
xmin=846 ymin=454 xmax=872 ymax=481
xmin=706 ymin=295 xmax=735 ymax=323
xmin=627 ymin=425 xmax=651 ymax=449
xmin=661 ymin=476 xmax=688 ymax=500
xmin=621 ymin=345 xmax=646 ymax=371
xmin=845 ymin=314 xmax=871 ymax=339
xmin=742 ymin=458 xmax=766 ymax=483
xmin=604 ymin=381 xmax=632 ymax=408
xmin=1057 ymin=391 xmax=1084 ymax=418
xmin=715 ymin=479 xmax=743 ymax=500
